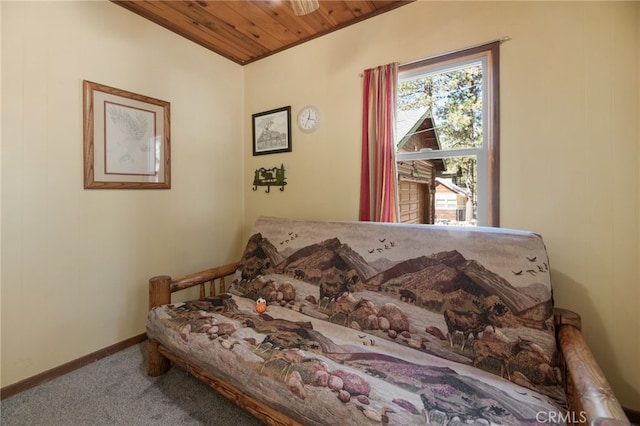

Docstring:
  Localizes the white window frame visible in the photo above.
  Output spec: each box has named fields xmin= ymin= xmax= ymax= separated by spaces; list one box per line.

xmin=396 ymin=42 xmax=500 ymax=226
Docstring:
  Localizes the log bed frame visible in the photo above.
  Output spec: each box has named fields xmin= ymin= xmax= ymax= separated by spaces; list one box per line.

xmin=147 ymin=262 xmax=631 ymax=426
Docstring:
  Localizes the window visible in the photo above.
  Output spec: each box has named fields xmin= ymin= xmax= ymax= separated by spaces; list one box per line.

xmin=436 ymin=194 xmax=458 ymax=210
xmin=396 ymin=42 xmax=500 ymax=226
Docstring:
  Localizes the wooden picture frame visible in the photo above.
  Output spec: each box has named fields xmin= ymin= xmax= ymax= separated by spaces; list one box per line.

xmin=83 ymin=80 xmax=171 ymax=189
xmin=252 ymin=106 xmax=292 ymax=156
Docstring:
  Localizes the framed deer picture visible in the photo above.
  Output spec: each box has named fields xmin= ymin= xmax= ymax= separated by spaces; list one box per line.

xmin=251 ymin=106 xmax=291 ymax=156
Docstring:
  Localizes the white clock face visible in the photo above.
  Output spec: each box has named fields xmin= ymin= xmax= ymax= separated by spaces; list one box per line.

xmin=297 ymin=106 xmax=320 ymax=133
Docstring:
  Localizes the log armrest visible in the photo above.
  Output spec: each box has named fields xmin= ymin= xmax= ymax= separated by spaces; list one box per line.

xmin=555 ymin=308 xmax=630 ymax=426
xmin=148 ymin=261 xmax=241 ymax=309
xmin=147 ymin=261 xmax=240 ymax=377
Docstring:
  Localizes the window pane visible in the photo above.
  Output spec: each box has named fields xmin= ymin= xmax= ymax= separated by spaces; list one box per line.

xmin=398 ymin=62 xmax=483 ymax=151
xmin=434 ymin=156 xmax=477 ymax=225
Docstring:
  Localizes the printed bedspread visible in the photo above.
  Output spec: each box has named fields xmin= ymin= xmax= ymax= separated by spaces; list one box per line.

xmin=147 ymin=294 xmax=564 ymax=426
xmin=147 ymin=217 xmax=568 ymax=425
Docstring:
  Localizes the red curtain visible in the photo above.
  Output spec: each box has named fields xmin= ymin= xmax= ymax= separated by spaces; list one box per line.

xmin=359 ymin=63 xmax=399 ymax=222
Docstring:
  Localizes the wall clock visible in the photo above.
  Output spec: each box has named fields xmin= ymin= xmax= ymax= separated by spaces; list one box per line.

xmin=297 ymin=105 xmax=320 ymax=133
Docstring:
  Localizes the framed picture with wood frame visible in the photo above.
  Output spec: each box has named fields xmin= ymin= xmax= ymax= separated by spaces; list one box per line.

xmin=83 ymin=80 xmax=171 ymax=189
xmin=252 ymin=106 xmax=292 ymax=156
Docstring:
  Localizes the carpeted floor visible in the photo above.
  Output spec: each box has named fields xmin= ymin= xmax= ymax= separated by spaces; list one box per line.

xmin=0 ymin=343 xmax=264 ymax=426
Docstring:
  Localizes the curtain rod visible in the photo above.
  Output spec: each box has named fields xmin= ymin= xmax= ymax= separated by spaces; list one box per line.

xmin=360 ymin=36 xmax=511 ymax=77
xmin=399 ymin=36 xmax=511 ymax=69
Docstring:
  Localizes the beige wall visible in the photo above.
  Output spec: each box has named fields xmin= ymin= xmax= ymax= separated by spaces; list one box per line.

xmin=2 ymin=0 xmax=639 ymax=413
xmin=1 ymin=1 xmax=245 ymax=386
xmin=243 ymin=2 xmax=640 ymax=409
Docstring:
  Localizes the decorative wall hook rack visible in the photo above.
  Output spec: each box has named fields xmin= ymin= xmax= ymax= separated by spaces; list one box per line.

xmin=253 ymin=164 xmax=287 ymax=193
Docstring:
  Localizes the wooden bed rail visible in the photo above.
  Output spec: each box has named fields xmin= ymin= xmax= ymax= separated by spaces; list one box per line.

xmin=149 ymin=261 xmax=240 ymax=309
xmin=554 ymin=309 xmax=630 ymax=426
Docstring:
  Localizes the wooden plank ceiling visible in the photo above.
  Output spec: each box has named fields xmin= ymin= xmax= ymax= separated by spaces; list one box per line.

xmin=111 ymin=1 xmax=413 ymax=65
